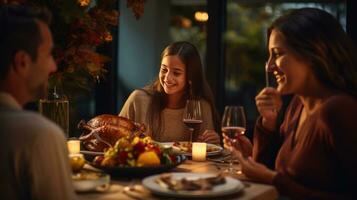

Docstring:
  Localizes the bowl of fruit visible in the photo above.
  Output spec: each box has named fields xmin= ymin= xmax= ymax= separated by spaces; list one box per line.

xmin=90 ymin=136 xmax=186 ymax=177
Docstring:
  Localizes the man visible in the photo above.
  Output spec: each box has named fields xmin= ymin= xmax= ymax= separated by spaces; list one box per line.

xmin=0 ymin=5 xmax=77 ymax=200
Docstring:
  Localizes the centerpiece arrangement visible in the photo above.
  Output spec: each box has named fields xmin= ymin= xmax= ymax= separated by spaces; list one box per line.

xmin=90 ymin=135 xmax=186 ymax=176
xmin=78 ymin=114 xmax=185 ymax=176
xmin=93 ymin=136 xmax=178 ymax=167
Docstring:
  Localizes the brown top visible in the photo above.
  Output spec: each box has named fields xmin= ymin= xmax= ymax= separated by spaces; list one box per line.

xmin=253 ymin=94 xmax=357 ymax=199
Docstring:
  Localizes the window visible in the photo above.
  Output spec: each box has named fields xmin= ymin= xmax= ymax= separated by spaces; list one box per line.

xmin=170 ymin=0 xmax=208 ymax=62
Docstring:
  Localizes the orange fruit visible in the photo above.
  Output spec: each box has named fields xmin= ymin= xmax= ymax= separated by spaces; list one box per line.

xmin=69 ymin=154 xmax=85 ymax=172
xmin=137 ymin=151 xmax=160 ymax=166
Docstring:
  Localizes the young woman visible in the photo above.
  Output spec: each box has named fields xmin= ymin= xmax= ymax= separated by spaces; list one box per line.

xmin=120 ymin=41 xmax=220 ymax=145
xmin=224 ymin=8 xmax=357 ymax=199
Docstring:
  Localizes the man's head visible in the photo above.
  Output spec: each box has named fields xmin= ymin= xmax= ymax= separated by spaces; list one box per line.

xmin=0 ymin=5 xmax=57 ymax=105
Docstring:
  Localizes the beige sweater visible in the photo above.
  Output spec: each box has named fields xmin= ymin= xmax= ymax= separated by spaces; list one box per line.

xmin=0 ymin=92 xmax=77 ymax=200
xmin=119 ymin=90 xmax=214 ymax=142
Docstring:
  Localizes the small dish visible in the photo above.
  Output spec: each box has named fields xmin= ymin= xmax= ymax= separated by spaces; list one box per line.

xmin=72 ymin=169 xmax=110 ymax=192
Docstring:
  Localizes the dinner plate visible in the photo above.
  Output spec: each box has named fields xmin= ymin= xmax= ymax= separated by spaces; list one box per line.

xmin=90 ymin=155 xmax=186 ymax=177
xmin=72 ymin=169 xmax=110 ymax=192
xmin=142 ymin=172 xmax=244 ymax=198
xmin=160 ymin=142 xmax=223 ymax=156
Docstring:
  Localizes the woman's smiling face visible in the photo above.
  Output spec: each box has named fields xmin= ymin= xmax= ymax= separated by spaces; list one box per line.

xmin=267 ymin=29 xmax=316 ymax=95
xmin=159 ymin=55 xmax=187 ymax=96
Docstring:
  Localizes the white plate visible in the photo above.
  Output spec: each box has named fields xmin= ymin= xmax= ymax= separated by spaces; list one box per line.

xmin=160 ymin=142 xmax=223 ymax=156
xmin=142 ymin=172 xmax=244 ymax=198
xmin=72 ymin=169 xmax=110 ymax=192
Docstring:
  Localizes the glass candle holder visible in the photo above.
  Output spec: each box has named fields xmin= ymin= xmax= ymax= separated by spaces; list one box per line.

xmin=192 ymin=142 xmax=206 ymax=161
xmin=67 ymin=140 xmax=80 ymax=154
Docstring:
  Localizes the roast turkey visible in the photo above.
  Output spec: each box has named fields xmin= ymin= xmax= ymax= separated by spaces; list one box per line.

xmin=78 ymin=114 xmax=146 ymax=152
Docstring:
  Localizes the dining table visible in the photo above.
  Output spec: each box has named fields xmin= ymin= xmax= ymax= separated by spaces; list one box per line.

xmin=77 ymin=158 xmax=278 ymax=200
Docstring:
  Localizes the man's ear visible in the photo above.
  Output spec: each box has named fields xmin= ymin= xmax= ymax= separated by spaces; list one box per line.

xmin=13 ymin=50 xmax=31 ymax=76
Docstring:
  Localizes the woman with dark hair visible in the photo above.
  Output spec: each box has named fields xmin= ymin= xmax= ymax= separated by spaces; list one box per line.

xmin=224 ymin=8 xmax=357 ymax=199
xmin=120 ymin=41 xmax=220 ymax=144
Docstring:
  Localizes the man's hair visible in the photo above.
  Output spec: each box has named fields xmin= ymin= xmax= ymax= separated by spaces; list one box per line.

xmin=0 ymin=4 xmax=51 ymax=80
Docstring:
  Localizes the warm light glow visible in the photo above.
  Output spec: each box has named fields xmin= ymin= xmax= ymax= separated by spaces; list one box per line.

xmin=194 ymin=11 xmax=209 ymax=22
xmin=104 ymin=31 xmax=113 ymax=42
xmin=78 ymin=0 xmax=90 ymax=7
xmin=192 ymin=142 xmax=206 ymax=161
xmin=67 ymin=140 xmax=80 ymax=154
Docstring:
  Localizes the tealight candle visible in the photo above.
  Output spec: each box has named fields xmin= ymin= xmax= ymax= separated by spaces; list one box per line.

xmin=192 ymin=142 xmax=206 ymax=161
xmin=67 ymin=140 xmax=80 ymax=154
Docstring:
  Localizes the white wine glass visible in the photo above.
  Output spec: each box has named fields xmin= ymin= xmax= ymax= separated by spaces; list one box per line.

xmin=183 ymin=99 xmax=203 ymax=146
xmin=221 ymin=106 xmax=246 ymax=174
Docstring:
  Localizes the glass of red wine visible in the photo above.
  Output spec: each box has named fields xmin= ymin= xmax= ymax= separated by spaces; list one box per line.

xmin=221 ymin=106 xmax=246 ymax=174
xmin=183 ymin=99 xmax=203 ymax=147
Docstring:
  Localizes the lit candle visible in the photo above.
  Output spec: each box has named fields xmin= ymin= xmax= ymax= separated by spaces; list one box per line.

xmin=192 ymin=142 xmax=206 ymax=161
xmin=67 ymin=140 xmax=80 ymax=154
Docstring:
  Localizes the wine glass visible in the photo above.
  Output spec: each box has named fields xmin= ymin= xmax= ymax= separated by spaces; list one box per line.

xmin=183 ymin=99 xmax=203 ymax=146
xmin=221 ymin=106 xmax=246 ymax=174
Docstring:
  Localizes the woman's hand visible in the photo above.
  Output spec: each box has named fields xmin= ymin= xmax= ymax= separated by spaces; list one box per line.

xmin=235 ymin=151 xmax=277 ymax=184
xmin=255 ymin=87 xmax=282 ymax=131
xmin=223 ymin=134 xmax=253 ymax=158
xmin=197 ymin=130 xmax=221 ymax=145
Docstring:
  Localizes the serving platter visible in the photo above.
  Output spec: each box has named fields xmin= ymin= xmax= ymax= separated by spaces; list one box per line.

xmin=90 ymin=155 xmax=186 ymax=177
